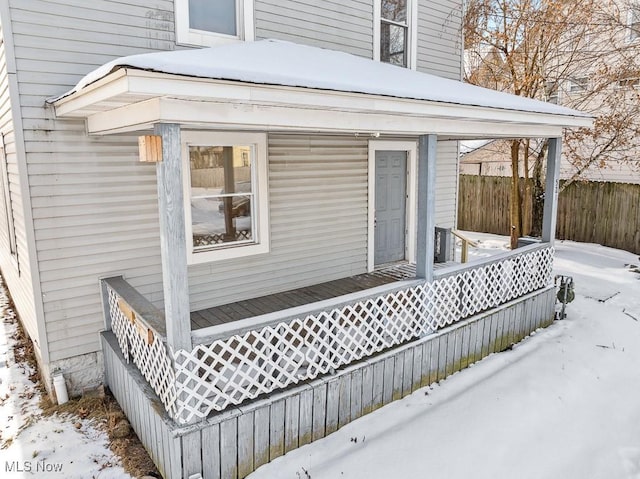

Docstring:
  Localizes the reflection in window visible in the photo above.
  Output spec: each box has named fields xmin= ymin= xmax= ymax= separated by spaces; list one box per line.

xmin=188 ymin=0 xmax=237 ymax=36
xmin=189 ymin=145 xmax=254 ymax=250
xmin=380 ymin=0 xmax=408 ymax=67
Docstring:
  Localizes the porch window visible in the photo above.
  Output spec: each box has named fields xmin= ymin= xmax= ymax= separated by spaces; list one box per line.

xmin=182 ymin=132 xmax=269 ymax=264
xmin=175 ymin=0 xmax=255 ymax=47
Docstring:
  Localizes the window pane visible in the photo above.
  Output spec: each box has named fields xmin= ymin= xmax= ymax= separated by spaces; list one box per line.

xmin=380 ymin=22 xmax=407 ymax=66
xmin=189 ymin=0 xmax=237 ymax=36
xmin=189 ymin=145 xmax=254 ymax=249
xmin=569 ymin=77 xmax=588 ymax=93
xmin=190 ymin=145 xmax=251 ymax=192
xmin=381 ymin=0 xmax=407 ymax=23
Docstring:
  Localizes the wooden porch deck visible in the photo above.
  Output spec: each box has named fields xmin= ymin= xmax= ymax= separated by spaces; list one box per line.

xmin=190 ymin=262 xmax=423 ymax=330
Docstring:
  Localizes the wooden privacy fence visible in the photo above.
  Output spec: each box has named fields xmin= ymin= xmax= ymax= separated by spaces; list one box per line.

xmin=556 ymin=181 xmax=640 ymax=254
xmin=458 ymin=175 xmax=640 ymax=255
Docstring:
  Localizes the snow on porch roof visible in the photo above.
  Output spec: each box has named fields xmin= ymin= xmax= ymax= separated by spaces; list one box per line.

xmin=54 ymin=39 xmax=594 ymax=137
xmin=59 ymin=39 xmax=587 ymax=119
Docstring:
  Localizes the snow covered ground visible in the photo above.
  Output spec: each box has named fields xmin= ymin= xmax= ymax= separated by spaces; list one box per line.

xmin=0 ymin=285 xmax=131 ymax=478
xmin=248 ymin=236 xmax=640 ymax=479
xmin=0 ymin=236 xmax=638 ymax=478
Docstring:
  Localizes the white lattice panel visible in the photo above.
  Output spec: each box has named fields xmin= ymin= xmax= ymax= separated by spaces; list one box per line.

xmin=170 ymin=247 xmax=554 ymax=422
xmin=106 ymin=246 xmax=554 ymax=424
xmin=107 ymin=287 xmax=179 ymax=420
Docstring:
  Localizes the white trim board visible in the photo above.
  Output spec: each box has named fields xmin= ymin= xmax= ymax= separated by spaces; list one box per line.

xmin=54 ymin=69 xmax=592 ymax=136
xmin=84 ymin=96 xmax=572 ymax=139
xmin=367 ymin=140 xmax=418 ymax=272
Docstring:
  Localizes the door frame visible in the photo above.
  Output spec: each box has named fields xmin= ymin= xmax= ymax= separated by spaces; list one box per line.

xmin=367 ymin=140 xmax=417 ymax=272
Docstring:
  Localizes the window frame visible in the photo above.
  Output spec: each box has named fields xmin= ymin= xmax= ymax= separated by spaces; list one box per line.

xmin=174 ymin=0 xmax=255 ymax=48
xmin=374 ymin=0 xmax=418 ymax=69
xmin=182 ymin=131 xmax=269 ymax=265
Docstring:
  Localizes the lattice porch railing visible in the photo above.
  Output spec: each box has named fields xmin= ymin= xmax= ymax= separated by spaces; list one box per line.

xmin=103 ymin=278 xmax=179 ymax=419
xmin=104 ymin=244 xmax=553 ymax=425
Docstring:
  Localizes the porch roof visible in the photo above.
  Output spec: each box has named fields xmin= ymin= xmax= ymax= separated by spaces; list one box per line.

xmin=52 ymin=39 xmax=592 ymax=137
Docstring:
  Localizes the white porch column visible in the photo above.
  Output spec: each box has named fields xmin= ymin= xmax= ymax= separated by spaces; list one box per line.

xmin=154 ymin=123 xmax=192 ymax=351
xmin=542 ymin=137 xmax=562 ymax=244
xmin=416 ymin=134 xmax=437 ymax=281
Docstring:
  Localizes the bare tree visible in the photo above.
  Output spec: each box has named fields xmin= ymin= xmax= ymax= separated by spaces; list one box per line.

xmin=464 ymin=0 xmax=640 ymax=246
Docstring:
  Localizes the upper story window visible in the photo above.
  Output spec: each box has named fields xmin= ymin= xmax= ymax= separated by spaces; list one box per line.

xmin=618 ymin=77 xmax=640 ymax=88
xmin=175 ymin=0 xmax=255 ymax=47
xmin=544 ymin=81 xmax=559 ymax=104
xmin=381 ymin=0 xmax=408 ymax=66
xmin=375 ymin=0 xmax=416 ymax=69
xmin=568 ymin=77 xmax=588 ymax=93
xmin=628 ymin=4 xmax=640 ymax=42
xmin=182 ymin=132 xmax=269 ymax=264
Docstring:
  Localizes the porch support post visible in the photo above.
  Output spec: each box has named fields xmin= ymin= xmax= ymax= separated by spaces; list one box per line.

xmin=416 ymin=134 xmax=437 ymax=281
xmin=542 ymin=137 xmax=562 ymax=244
xmin=154 ymin=123 xmax=192 ymax=351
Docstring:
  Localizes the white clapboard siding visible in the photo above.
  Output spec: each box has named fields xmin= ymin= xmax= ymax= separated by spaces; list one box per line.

xmin=187 ymin=134 xmax=369 ymax=310
xmin=6 ymin=0 xmax=463 ymax=364
xmin=255 ymin=0 xmax=373 ymax=59
xmin=8 ymin=0 xmax=175 ymax=362
xmin=435 ymin=140 xmax=459 ymax=228
xmin=0 ymin=22 xmax=39 ymax=348
xmin=417 ymin=0 xmax=462 ymax=80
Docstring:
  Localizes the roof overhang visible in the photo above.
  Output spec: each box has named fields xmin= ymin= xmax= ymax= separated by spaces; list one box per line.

xmin=52 ymin=41 xmax=593 ymax=139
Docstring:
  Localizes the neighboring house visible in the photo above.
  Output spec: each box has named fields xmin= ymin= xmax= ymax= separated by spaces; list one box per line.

xmin=461 ymin=1 xmax=640 ymax=184
xmin=460 ymin=139 xmax=640 ymax=184
xmin=0 ymin=1 xmax=589 ymax=478
xmin=459 ymin=139 xmax=533 ymax=177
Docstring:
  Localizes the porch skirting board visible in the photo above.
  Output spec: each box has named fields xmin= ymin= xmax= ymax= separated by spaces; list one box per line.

xmin=101 ymin=285 xmax=556 ymax=479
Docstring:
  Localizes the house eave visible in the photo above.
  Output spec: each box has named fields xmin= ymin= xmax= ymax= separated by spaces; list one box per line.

xmin=53 ymin=68 xmax=593 ymax=138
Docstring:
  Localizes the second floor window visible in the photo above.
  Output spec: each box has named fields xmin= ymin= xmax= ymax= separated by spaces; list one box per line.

xmin=189 ymin=0 xmax=237 ymax=36
xmin=628 ymin=5 xmax=640 ymax=42
xmin=568 ymin=77 xmax=588 ymax=93
xmin=380 ymin=0 xmax=408 ymax=67
xmin=175 ymin=0 xmax=255 ymax=47
xmin=544 ymin=81 xmax=559 ymax=104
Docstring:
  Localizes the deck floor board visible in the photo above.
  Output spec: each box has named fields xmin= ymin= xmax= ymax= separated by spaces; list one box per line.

xmin=189 ymin=262 xmax=450 ymax=331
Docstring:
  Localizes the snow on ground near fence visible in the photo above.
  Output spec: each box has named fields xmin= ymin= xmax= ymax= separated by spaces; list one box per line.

xmin=0 ymin=287 xmax=131 ymax=478
xmin=248 ymin=236 xmax=640 ymax=479
xmin=0 ymin=236 xmax=638 ymax=478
